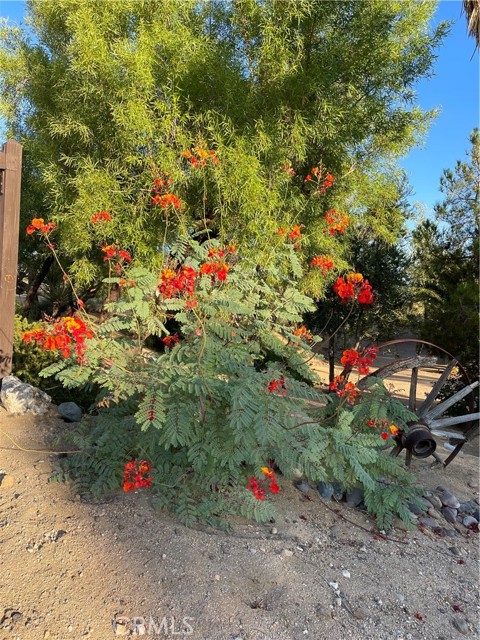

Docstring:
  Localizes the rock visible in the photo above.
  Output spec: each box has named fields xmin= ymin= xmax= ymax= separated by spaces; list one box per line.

xmin=294 ymin=480 xmax=310 ymax=494
xmin=341 ymin=570 xmax=351 ymax=578
xmin=271 ymin=527 xmax=278 ymax=535
xmin=448 ymin=546 xmax=461 ymax=556
xmin=427 ymin=507 xmax=442 ymax=520
xmin=452 ymin=618 xmax=470 ymax=635
xmin=332 ymin=482 xmax=344 ymax=501
xmin=0 ymin=376 xmax=51 ymax=415
xmin=317 ymin=482 xmax=334 ymax=500
xmin=418 ymin=517 xmax=439 ymax=528
xmin=442 ymin=528 xmax=460 ymax=538
xmin=467 ymin=478 xmax=479 ymax=489
xmin=395 ymin=593 xmax=405 ymax=603
xmin=440 ymin=491 xmax=460 ymax=509
xmin=0 ymin=474 xmax=15 ymax=490
xmin=281 ymin=549 xmax=293 ymax=558
xmin=407 ymin=502 xmax=422 ymax=516
xmin=328 ymin=582 xmax=339 ymax=590
xmin=57 ymin=402 xmax=82 ymax=423
xmin=441 ymin=507 xmax=458 ymax=524
xmin=458 ymin=502 xmax=473 ymax=514
xmin=462 ymin=515 xmax=478 ymax=528
xmin=112 ymin=616 xmax=130 ymax=636
xmin=473 ymin=508 xmax=480 ymax=521
xmin=417 ymin=497 xmax=432 ymax=511
xmin=334 ymin=597 xmax=342 ymax=608
xmin=426 ymin=495 xmax=442 ymax=510
xmin=346 ymin=487 xmax=364 ymax=507
xmin=436 ymin=485 xmax=446 ymax=492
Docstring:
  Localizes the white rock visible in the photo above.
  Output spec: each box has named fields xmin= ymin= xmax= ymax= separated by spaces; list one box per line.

xmin=342 ymin=570 xmax=351 ymax=578
xmin=0 ymin=376 xmax=51 ymax=415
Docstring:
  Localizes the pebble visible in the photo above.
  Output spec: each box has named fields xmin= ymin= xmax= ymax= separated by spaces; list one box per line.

xmin=427 ymin=507 xmax=442 ymax=520
xmin=328 ymin=582 xmax=339 ymax=590
xmin=352 ymin=607 xmax=367 ymax=620
xmin=441 ymin=507 xmax=458 ymax=524
xmin=341 ymin=570 xmax=350 ymax=578
xmin=452 ymin=618 xmax=470 ymax=635
xmin=442 ymin=528 xmax=460 ymax=538
xmin=271 ymin=527 xmax=278 ymax=535
xmin=467 ymin=478 xmax=479 ymax=489
xmin=440 ymin=490 xmax=460 ymax=509
xmin=426 ymin=495 xmax=442 ymax=510
xmin=315 ymin=605 xmax=331 ymax=620
xmin=281 ymin=549 xmax=293 ymax=558
xmin=214 ymin=574 xmax=220 ymax=580
xmin=334 ymin=597 xmax=342 ymax=608
xmin=0 ymin=474 xmax=15 ymax=490
xmin=57 ymin=401 xmax=82 ymax=423
xmin=448 ymin=545 xmax=461 ymax=556
xmin=395 ymin=593 xmax=405 ymax=603
xmin=294 ymin=480 xmax=310 ymax=494
xmin=317 ymin=482 xmax=334 ymax=500
xmin=346 ymin=487 xmax=364 ymax=507
xmin=462 ymin=515 xmax=478 ymax=527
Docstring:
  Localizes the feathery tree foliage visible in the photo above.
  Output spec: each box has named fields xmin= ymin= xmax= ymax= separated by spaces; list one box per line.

xmin=0 ymin=0 xmax=446 ymax=302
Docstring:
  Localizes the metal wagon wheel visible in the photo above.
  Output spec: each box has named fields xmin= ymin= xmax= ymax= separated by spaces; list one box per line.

xmin=356 ymin=339 xmax=479 ymax=467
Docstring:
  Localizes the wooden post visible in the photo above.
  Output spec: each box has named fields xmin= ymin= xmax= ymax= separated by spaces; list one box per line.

xmin=0 ymin=139 xmax=22 ymax=379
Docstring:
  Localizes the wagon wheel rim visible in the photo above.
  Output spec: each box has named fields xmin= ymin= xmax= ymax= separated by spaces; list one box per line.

xmin=355 ymin=339 xmax=479 ymax=466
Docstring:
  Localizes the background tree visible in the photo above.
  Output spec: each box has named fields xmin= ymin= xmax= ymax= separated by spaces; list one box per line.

xmin=0 ymin=0 xmax=447 ymax=314
xmin=411 ymin=130 xmax=479 ymax=377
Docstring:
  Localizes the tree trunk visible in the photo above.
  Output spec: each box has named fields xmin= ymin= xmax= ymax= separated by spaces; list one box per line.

xmin=22 ymin=255 xmax=54 ymax=316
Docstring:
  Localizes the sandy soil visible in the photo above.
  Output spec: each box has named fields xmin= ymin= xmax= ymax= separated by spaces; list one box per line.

xmin=0 ymin=402 xmax=479 ymax=640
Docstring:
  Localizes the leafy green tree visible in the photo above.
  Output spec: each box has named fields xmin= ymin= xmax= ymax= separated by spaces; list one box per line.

xmin=0 ymin=0 xmax=447 ymax=307
xmin=411 ymin=131 xmax=479 ymax=376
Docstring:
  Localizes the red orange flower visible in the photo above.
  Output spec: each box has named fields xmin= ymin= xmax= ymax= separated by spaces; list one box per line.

xmin=123 ymin=459 xmax=153 ymax=492
xmin=324 ymin=209 xmax=348 ymax=235
xmin=90 ymin=211 xmax=111 ymax=224
xmin=311 ymin=255 xmax=335 ymax=274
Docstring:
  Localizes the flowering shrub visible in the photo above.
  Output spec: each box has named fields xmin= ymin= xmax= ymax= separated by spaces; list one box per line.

xmin=36 ymin=232 xmax=419 ymax=530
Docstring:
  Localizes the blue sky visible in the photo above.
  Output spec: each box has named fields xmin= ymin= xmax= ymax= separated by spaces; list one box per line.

xmin=0 ymin=0 xmax=478 ymax=215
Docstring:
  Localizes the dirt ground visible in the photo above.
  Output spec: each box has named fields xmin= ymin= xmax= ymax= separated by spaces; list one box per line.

xmin=0 ymin=398 xmax=479 ymax=640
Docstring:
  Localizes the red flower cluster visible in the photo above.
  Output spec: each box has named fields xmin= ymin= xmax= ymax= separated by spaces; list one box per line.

xmin=267 ymin=375 xmax=286 ymax=395
xmin=152 ymin=193 xmax=182 ymax=209
xmin=304 ymin=167 xmax=335 ymax=194
xmin=183 ymin=148 xmax=219 ymax=168
xmin=26 ymin=217 xmax=56 ymax=235
xmin=90 ymin=211 xmax=111 ymax=224
xmin=162 ymin=334 xmax=180 ymax=348
xmin=340 ymin=346 xmax=378 ymax=375
xmin=158 ymin=266 xmax=198 ymax=300
xmin=277 ymin=224 xmax=304 ymax=246
xmin=247 ymin=467 xmax=281 ymax=500
xmin=199 ymin=260 xmax=229 ymax=281
xmin=151 ymin=175 xmax=182 ymax=209
xmin=23 ymin=316 xmax=93 ymax=361
xmin=333 ymin=273 xmax=374 ymax=305
xmin=123 ymin=459 xmax=153 ymax=493
xmin=293 ymin=325 xmax=313 ymax=341
xmin=329 ymin=376 xmax=359 ymax=404
xmin=367 ymin=420 xmax=400 ymax=440
xmin=311 ymin=255 xmax=335 ymax=274
xmin=324 ymin=209 xmax=349 ymax=236
xmin=101 ymin=244 xmax=132 ymax=264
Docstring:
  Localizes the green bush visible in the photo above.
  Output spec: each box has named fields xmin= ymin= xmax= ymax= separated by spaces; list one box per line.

xmin=42 ymin=238 xmax=419 ymax=530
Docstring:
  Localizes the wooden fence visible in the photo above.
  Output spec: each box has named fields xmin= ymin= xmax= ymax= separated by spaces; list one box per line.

xmin=0 ymin=140 xmax=22 ymax=380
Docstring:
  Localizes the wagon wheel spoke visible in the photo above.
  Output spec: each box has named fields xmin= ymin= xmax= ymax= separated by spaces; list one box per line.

xmin=424 ymin=380 xmax=479 ymax=422
xmin=416 ymin=360 xmax=457 ymax=418
xmin=408 ymin=367 xmax=418 ymax=413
